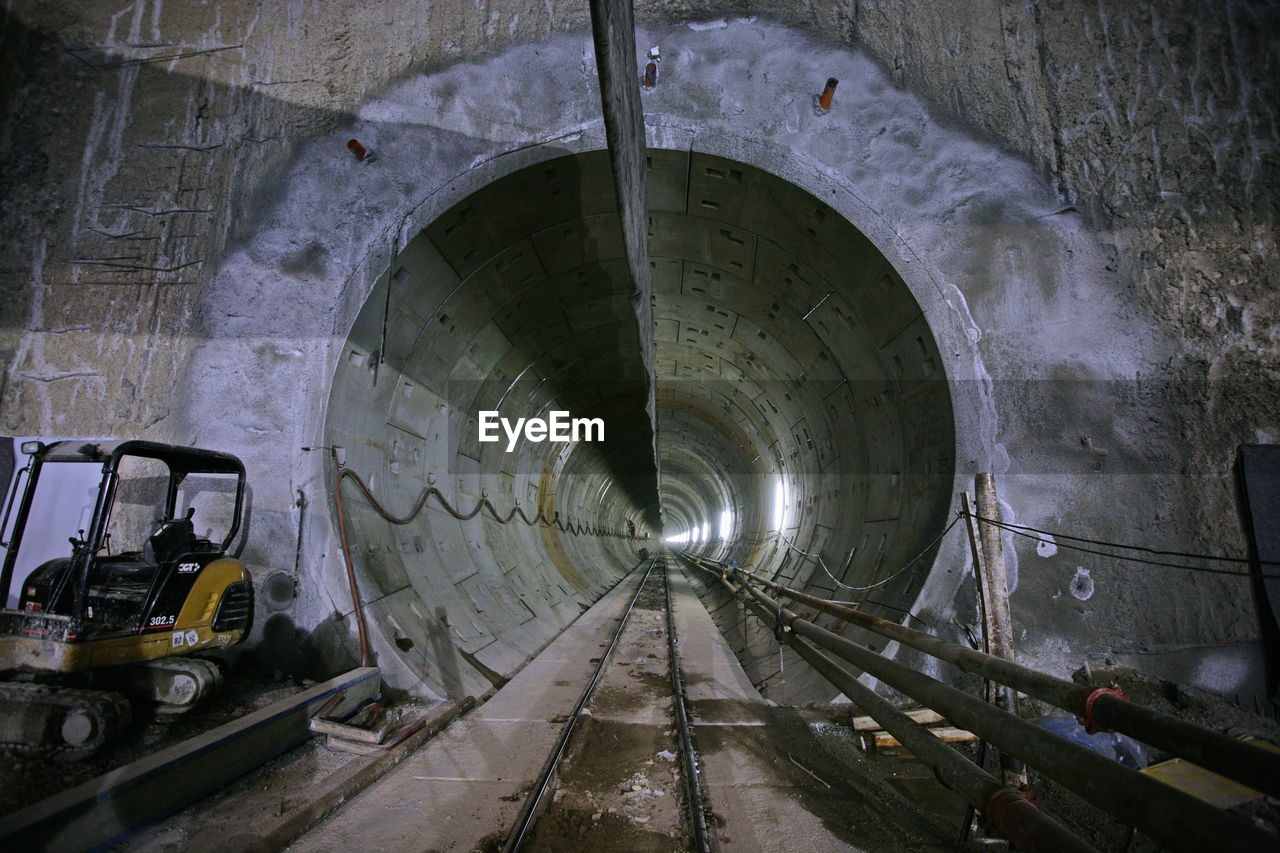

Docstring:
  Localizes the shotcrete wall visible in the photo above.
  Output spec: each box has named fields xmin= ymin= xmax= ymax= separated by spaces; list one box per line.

xmin=2 ymin=3 xmax=1275 ymax=703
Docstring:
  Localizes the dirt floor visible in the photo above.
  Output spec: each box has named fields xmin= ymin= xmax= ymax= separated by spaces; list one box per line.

xmin=522 ymin=569 xmax=691 ymax=853
xmin=20 ymin=571 xmax=1278 ymax=852
xmin=0 ymin=666 xmax=308 ymax=816
xmin=119 ymin=694 xmax=442 ymax=853
xmin=689 ymin=699 xmax=967 ymax=851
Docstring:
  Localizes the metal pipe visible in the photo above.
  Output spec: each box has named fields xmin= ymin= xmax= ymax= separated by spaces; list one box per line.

xmin=750 ymin=602 xmax=1095 ymax=853
xmin=732 ymin=578 xmax=1279 ymax=853
xmin=0 ymin=456 xmax=42 ymax=605
xmin=332 ymin=467 xmax=373 ymax=667
xmin=739 ymin=567 xmax=1280 ymax=800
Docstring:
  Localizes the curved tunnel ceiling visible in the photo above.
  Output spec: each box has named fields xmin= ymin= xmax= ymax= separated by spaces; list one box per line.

xmin=325 ymin=148 xmax=955 ymax=700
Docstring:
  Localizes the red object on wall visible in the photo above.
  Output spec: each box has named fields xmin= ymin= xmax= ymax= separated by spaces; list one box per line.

xmin=819 ymin=78 xmax=838 ymax=110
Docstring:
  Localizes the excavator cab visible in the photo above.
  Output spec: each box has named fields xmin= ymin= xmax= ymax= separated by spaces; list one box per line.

xmin=0 ymin=440 xmax=254 ymax=757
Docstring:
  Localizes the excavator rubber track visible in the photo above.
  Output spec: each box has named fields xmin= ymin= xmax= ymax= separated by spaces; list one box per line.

xmin=0 ymin=682 xmax=132 ymax=761
xmin=128 ymin=656 xmax=224 ymax=712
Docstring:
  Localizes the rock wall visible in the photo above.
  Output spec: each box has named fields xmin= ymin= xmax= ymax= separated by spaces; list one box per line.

xmin=1 ymin=1 xmax=1276 ymax=700
xmin=847 ymin=0 xmax=1280 ymax=553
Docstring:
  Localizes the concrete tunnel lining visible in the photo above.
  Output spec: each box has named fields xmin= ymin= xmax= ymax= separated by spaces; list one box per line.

xmin=167 ymin=18 xmax=1255 ymax=705
xmin=322 ymin=147 xmax=956 ymax=702
xmin=2 ymin=6 xmax=1278 ymax=842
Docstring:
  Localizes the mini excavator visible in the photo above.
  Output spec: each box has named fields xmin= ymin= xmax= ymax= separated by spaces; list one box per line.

xmin=0 ymin=440 xmax=254 ymax=759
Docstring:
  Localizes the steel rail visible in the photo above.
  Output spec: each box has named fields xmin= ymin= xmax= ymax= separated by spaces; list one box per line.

xmin=719 ymin=571 xmax=1280 ymax=853
xmin=662 ymin=561 xmax=714 ymax=852
xmin=706 ymin=560 xmax=1280 ymax=801
xmin=502 ymin=558 xmax=658 ymax=853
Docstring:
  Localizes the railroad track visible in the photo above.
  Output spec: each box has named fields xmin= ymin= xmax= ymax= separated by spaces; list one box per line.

xmin=502 ymin=556 xmax=714 ymax=852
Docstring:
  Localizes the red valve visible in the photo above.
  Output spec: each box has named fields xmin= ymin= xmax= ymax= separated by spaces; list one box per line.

xmin=1079 ymin=686 xmax=1129 ymax=734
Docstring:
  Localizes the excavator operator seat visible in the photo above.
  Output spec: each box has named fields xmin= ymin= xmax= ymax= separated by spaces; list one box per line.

xmin=143 ymin=509 xmax=196 ymax=565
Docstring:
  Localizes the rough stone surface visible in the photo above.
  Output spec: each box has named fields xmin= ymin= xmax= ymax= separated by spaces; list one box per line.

xmin=1 ymin=2 xmax=1276 ymax=712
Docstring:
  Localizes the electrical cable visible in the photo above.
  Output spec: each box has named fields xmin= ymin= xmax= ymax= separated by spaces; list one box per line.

xmin=331 ymin=466 xmax=623 ymax=665
xmin=335 ymin=466 xmax=616 ymax=537
xmin=961 ymin=511 xmax=1280 ymax=578
xmin=773 ymin=515 xmax=961 ymax=593
xmin=961 ymin=511 xmax=1279 ymax=567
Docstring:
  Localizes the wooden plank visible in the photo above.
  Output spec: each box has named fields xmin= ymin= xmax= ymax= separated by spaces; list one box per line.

xmin=1140 ymin=737 xmax=1280 ymax=809
xmin=310 ymin=714 xmax=390 ymax=744
xmin=0 ymin=666 xmax=381 ymax=852
xmin=851 ymin=708 xmax=944 ymax=731
xmin=243 ymin=696 xmax=475 ymax=852
xmin=966 ymin=479 xmax=1028 ymax=790
xmin=861 ymin=727 xmax=978 ymax=751
xmin=1141 ymin=757 xmax=1263 ymax=809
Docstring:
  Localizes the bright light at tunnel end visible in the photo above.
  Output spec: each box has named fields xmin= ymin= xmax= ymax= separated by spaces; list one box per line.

xmin=664 ymin=516 xmax=725 ymax=547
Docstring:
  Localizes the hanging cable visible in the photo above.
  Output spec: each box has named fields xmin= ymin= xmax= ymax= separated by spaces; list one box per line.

xmin=335 ymin=466 xmax=612 ymax=536
xmin=775 ymin=515 xmax=961 ymax=593
xmin=331 ymin=466 xmax=622 ymax=664
xmin=962 ymin=511 xmax=1279 ymax=566
xmin=960 ymin=510 xmax=1280 ymax=578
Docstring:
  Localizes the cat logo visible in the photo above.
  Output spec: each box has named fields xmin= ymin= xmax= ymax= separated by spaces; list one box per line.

xmin=177 ymin=562 xmax=200 ymax=574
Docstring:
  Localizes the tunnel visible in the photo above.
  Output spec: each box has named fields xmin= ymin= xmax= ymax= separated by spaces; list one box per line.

xmin=322 ymin=149 xmax=954 ymax=701
xmin=2 ymin=3 xmax=1278 ymax=849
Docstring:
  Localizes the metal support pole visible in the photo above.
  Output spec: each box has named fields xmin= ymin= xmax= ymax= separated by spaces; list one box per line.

xmin=961 ymin=492 xmax=994 ymax=692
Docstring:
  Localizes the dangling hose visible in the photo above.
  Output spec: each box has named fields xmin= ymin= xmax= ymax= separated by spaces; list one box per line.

xmin=333 ymin=467 xmax=373 ymax=667
xmin=331 ymin=465 xmax=623 ymax=666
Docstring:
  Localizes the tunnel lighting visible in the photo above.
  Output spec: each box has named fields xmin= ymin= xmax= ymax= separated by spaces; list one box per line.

xmin=772 ymin=479 xmax=787 ymax=530
xmin=664 ymin=530 xmax=687 ymax=544
xmin=719 ymin=509 xmax=732 ymax=540
xmin=701 ymin=521 xmax=710 ymax=542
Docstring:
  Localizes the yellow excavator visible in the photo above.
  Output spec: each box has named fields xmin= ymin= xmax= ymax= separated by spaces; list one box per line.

xmin=0 ymin=440 xmax=254 ymax=759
